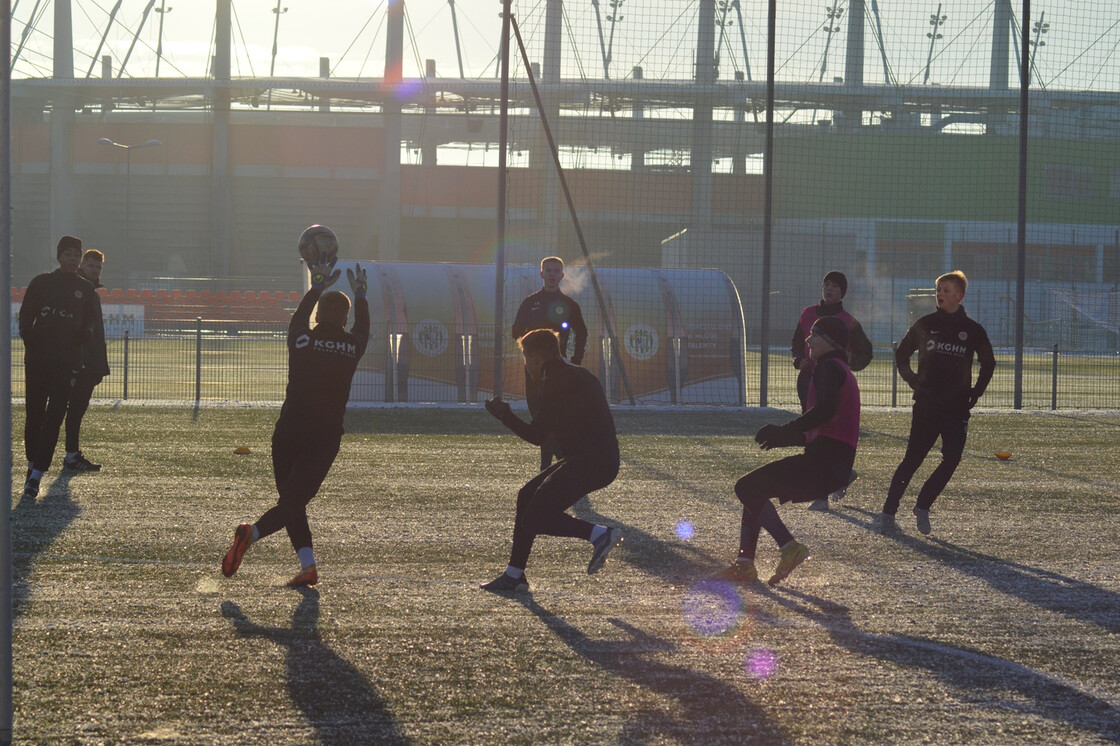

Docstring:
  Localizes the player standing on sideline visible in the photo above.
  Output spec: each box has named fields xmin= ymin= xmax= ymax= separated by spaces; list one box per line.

xmin=512 ymin=256 xmax=588 ymax=470
xmin=791 ymin=271 xmax=872 ymax=510
xmin=63 ymin=249 xmax=110 ymax=472
xmin=480 ymin=329 xmax=621 ymax=593
xmin=222 ymin=226 xmax=369 ymax=587
xmin=713 ymin=316 xmax=861 ymax=587
xmin=18 ymin=236 xmax=99 ymax=500
xmin=880 ymin=270 xmax=995 ymax=536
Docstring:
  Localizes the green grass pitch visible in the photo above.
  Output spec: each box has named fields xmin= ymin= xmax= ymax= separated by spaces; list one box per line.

xmin=11 ymin=405 xmax=1120 ymax=743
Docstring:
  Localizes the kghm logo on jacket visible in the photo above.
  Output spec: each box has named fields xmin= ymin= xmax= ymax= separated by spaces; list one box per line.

xmin=295 ymin=333 xmax=358 ymax=357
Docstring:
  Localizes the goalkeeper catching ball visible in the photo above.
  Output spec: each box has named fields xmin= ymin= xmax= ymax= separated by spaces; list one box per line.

xmin=222 ymin=225 xmax=369 ymax=587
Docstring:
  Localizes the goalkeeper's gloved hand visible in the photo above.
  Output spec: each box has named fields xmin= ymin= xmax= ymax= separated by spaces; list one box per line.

xmin=308 ymin=251 xmax=340 ymax=292
xmin=485 ymin=397 xmax=512 ymax=422
xmin=754 ymin=423 xmax=804 ymax=450
xmin=346 ymin=264 xmax=368 ymax=300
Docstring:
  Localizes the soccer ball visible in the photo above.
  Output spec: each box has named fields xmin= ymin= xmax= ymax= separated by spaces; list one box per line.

xmin=298 ymin=224 xmax=339 ymax=265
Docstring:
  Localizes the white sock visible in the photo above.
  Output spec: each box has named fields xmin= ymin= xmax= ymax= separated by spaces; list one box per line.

xmin=589 ymin=525 xmax=607 ymax=543
xmin=504 ymin=565 xmax=524 ymax=579
xmin=250 ymin=525 xmax=260 ymax=543
xmin=67 ymin=451 xmax=79 ymax=460
xmin=296 ymin=547 xmax=316 ymax=569
xmin=30 ymin=469 xmax=44 ymax=481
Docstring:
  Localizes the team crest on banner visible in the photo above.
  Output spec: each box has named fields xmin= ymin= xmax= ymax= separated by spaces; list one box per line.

xmin=412 ymin=319 xmax=449 ymax=356
xmin=624 ymin=323 xmax=659 ymax=360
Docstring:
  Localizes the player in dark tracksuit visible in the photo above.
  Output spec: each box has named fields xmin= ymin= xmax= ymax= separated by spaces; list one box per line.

xmin=481 ymin=329 xmax=622 ymax=592
xmin=881 ymin=270 xmax=995 ymax=535
xmin=64 ymin=249 xmax=110 ymax=472
xmin=714 ymin=316 xmax=861 ymax=587
xmin=19 ymin=236 xmax=99 ymax=499
xmin=223 ymin=227 xmax=369 ymax=587
xmin=512 ymin=256 xmax=588 ymax=470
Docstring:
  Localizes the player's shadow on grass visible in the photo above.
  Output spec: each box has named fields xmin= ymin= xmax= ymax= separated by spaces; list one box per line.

xmin=571 ymin=499 xmax=719 ymax=585
xmin=762 ymin=586 xmax=1120 ymax=743
xmin=516 ymin=595 xmax=791 ymax=745
xmin=11 ymin=471 xmax=81 ymax=618
xmin=840 ymin=505 xmax=1120 ymax=634
xmin=221 ymin=590 xmax=410 ymax=746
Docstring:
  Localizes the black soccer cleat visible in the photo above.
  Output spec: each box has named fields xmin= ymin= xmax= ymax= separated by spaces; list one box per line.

xmin=587 ymin=527 xmax=623 ymax=575
xmin=480 ymin=572 xmax=529 ymax=593
xmin=64 ymin=451 xmax=102 ymax=472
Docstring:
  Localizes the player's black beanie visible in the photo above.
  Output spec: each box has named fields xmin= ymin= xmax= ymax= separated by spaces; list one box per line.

xmin=812 ymin=316 xmax=850 ymax=352
xmin=57 ymin=235 xmax=83 ymax=258
xmin=823 ymin=270 xmax=848 ymax=298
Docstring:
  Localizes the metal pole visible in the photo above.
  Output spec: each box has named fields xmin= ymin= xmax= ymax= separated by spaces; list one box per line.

xmin=125 ymin=148 xmax=132 ymax=284
xmin=492 ymin=0 xmax=511 ymax=399
xmin=1 ymin=3 xmax=16 ymax=740
xmin=759 ymin=0 xmax=776 ymax=407
xmin=1013 ymin=0 xmax=1030 ymax=409
xmin=195 ymin=317 xmax=203 ymax=404
xmin=123 ymin=329 xmax=130 ymax=399
xmin=1051 ymin=343 xmax=1058 ymax=410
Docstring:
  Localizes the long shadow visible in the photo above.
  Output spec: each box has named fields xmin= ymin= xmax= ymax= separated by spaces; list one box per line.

xmin=838 ymin=505 xmax=1120 ymax=634
xmin=221 ymin=590 xmax=410 ymax=745
xmin=761 ymin=586 xmax=1120 ymax=743
xmin=516 ymin=595 xmax=790 ymax=745
xmin=11 ymin=471 xmax=82 ymax=617
xmin=571 ymin=498 xmax=720 ymax=586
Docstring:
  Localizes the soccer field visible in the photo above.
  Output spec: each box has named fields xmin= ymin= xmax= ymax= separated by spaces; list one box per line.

xmin=11 ymin=406 xmax=1120 ymax=744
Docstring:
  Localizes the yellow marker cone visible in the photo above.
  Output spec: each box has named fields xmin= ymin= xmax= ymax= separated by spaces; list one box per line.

xmin=234 ymin=446 xmax=251 ymax=455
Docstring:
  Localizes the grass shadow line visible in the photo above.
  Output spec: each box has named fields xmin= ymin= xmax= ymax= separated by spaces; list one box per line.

xmin=221 ymin=589 xmax=410 ymax=745
xmin=515 ymin=594 xmax=792 ymax=745
xmin=761 ymin=585 xmax=1120 ymax=742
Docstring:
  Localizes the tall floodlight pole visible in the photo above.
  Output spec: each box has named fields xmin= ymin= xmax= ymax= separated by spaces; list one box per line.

xmin=155 ymin=1 xmax=172 ymax=79
xmin=447 ymin=0 xmax=465 ymax=78
xmin=923 ymin=5 xmax=947 ymax=84
xmin=493 ymin=0 xmax=512 ymax=398
xmin=97 ymin=139 xmax=163 ymax=286
xmin=267 ymin=0 xmax=288 ymax=110
xmin=1028 ymin=12 xmax=1048 ymax=87
xmin=1014 ymin=0 xmax=1031 ymax=408
xmin=2 ymin=5 xmax=15 ymax=745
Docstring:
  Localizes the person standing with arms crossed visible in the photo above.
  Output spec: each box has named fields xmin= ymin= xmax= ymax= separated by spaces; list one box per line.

xmin=19 ymin=236 xmax=99 ymax=499
xmin=222 ymin=226 xmax=369 ymax=587
xmin=791 ymin=271 xmax=872 ymax=510
xmin=512 ymin=256 xmax=588 ymax=470
xmin=481 ymin=329 xmax=622 ymax=593
xmin=880 ymin=270 xmax=995 ymax=536
xmin=63 ymin=248 xmax=110 ymax=472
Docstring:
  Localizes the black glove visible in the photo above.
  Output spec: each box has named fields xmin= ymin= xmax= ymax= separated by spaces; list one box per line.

xmin=308 ymin=251 xmax=341 ymax=292
xmin=754 ymin=423 xmax=804 ymax=450
xmin=346 ymin=264 xmax=368 ymax=300
xmin=485 ymin=397 xmax=512 ymax=422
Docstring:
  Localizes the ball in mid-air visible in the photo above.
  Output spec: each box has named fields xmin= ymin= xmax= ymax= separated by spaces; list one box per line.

xmin=298 ymin=224 xmax=339 ymax=265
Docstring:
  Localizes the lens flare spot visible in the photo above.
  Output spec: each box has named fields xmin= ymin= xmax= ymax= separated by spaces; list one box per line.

xmin=675 ymin=520 xmax=695 ymax=541
xmin=561 ymin=321 xmax=569 ymax=329
xmin=683 ymin=580 xmax=744 ymax=638
xmin=745 ymin=647 xmax=778 ymax=679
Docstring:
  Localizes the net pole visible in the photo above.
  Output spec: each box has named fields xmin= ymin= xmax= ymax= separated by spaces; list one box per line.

xmin=1 ymin=3 xmax=14 ymax=742
xmin=1014 ymin=0 xmax=1030 ymax=409
xmin=509 ymin=14 xmax=637 ymax=405
xmin=492 ymin=0 xmax=512 ymax=399
xmin=759 ymin=0 xmax=777 ymax=407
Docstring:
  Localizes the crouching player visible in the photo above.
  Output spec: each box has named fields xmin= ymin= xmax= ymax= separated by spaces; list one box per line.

xmin=714 ymin=316 xmax=861 ymax=587
xmin=222 ymin=226 xmax=369 ymax=587
xmin=481 ymin=329 xmax=622 ymax=592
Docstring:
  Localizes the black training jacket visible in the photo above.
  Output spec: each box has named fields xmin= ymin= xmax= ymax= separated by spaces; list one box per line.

xmin=895 ymin=306 xmax=996 ymax=407
xmin=511 ymin=289 xmax=588 ymax=365
xmin=499 ymin=358 xmax=619 ymax=471
xmin=18 ymin=269 xmax=99 ymax=366
xmin=276 ymin=288 xmax=370 ymax=437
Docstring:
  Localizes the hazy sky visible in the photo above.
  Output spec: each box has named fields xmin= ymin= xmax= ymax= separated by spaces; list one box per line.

xmin=10 ymin=1 xmax=1119 ymax=91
